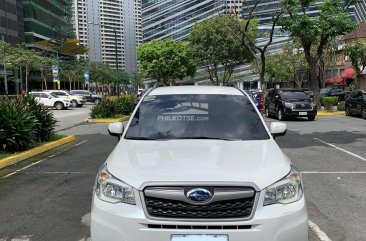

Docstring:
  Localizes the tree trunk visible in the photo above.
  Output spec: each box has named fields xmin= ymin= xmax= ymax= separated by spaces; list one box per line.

xmin=357 ymin=75 xmax=363 ymax=89
xmin=25 ymin=66 xmax=29 ymax=93
xmin=308 ymin=61 xmax=321 ymax=109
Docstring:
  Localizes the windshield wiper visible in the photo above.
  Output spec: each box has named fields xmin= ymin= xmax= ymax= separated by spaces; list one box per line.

xmin=125 ymin=137 xmax=160 ymax=140
xmin=178 ymin=136 xmax=238 ymax=141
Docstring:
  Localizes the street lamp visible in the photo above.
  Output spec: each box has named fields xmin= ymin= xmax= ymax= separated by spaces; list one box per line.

xmin=87 ymin=21 xmax=120 ymax=95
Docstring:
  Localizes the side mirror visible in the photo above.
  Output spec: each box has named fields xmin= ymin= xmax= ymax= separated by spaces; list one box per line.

xmin=108 ymin=122 xmax=124 ymax=140
xmin=48 ymin=96 xmax=52 ymax=99
xmin=270 ymin=122 xmax=287 ymax=139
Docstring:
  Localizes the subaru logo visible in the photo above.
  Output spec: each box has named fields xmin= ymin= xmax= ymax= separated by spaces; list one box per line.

xmin=186 ymin=188 xmax=213 ymax=203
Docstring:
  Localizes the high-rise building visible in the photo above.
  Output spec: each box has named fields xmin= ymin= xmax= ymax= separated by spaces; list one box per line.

xmin=355 ymin=0 xmax=366 ymax=22
xmin=23 ymin=0 xmax=73 ymax=45
xmin=0 ymin=0 xmax=24 ymax=44
xmin=73 ymin=0 xmax=142 ymax=72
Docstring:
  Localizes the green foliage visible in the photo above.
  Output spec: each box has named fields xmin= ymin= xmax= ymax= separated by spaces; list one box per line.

xmin=344 ymin=41 xmax=366 ymax=76
xmin=90 ymin=95 xmax=137 ymax=119
xmin=20 ymin=95 xmax=57 ymax=142
xmin=323 ymin=96 xmax=339 ymax=111
xmin=89 ymin=61 xmax=115 ymax=84
xmin=265 ymin=42 xmax=308 ymax=86
xmin=130 ymin=71 xmax=144 ymax=89
xmin=0 ymin=95 xmax=56 ymax=152
xmin=188 ymin=15 xmax=256 ymax=86
xmin=137 ymin=38 xmax=196 ymax=85
xmin=337 ymin=101 xmax=345 ymax=111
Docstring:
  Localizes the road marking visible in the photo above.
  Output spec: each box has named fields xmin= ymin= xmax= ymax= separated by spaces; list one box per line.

xmin=1 ymin=140 xmax=88 ymax=180
xmin=314 ymin=138 xmax=366 ymax=162
xmin=23 ymin=171 xmax=84 ymax=174
xmin=308 ymin=220 xmax=333 ymax=241
xmin=302 ymin=171 xmax=366 ymax=174
xmin=0 ymin=235 xmax=33 ymax=241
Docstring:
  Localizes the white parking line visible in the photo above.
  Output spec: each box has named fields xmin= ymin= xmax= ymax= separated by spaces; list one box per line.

xmin=308 ymin=220 xmax=333 ymax=241
xmin=313 ymin=138 xmax=366 ymax=162
xmin=1 ymin=140 xmax=88 ymax=179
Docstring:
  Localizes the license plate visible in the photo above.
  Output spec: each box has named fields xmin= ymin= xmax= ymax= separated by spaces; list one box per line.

xmin=299 ymin=112 xmax=307 ymax=116
xmin=171 ymin=235 xmax=228 ymax=241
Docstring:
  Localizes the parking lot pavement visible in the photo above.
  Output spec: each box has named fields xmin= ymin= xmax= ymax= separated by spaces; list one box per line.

xmin=52 ymin=104 xmax=93 ymax=132
xmin=271 ymin=115 xmax=366 ymax=241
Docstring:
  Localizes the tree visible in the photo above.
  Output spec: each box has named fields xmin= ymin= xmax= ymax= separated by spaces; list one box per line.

xmin=59 ymin=59 xmax=85 ymax=90
xmin=8 ymin=47 xmax=40 ymax=93
xmin=34 ymin=56 xmax=57 ymax=90
xmin=344 ymin=40 xmax=366 ymax=89
xmin=130 ymin=71 xmax=144 ymax=90
xmin=188 ymin=15 xmax=255 ymax=86
xmin=137 ymin=38 xmax=196 ymax=85
xmin=280 ymin=0 xmax=357 ymax=106
xmin=265 ymin=42 xmax=308 ymax=88
xmin=224 ymin=0 xmax=284 ymax=90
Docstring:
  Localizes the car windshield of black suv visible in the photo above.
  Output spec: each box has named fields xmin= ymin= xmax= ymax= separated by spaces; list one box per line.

xmin=125 ymin=94 xmax=269 ymax=141
xmin=280 ymin=92 xmax=310 ymax=101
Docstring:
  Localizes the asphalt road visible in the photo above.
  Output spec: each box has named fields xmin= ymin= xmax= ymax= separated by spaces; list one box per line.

xmin=52 ymin=104 xmax=93 ymax=132
xmin=0 ymin=115 xmax=365 ymax=241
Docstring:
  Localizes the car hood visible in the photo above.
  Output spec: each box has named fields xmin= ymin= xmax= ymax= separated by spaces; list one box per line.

xmin=106 ymin=139 xmax=291 ymax=191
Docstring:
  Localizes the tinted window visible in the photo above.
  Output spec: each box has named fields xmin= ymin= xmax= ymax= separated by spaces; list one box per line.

xmin=50 ymin=93 xmax=58 ymax=98
xmin=125 ymin=94 xmax=269 ymax=141
xmin=280 ymin=92 xmax=310 ymax=100
xmin=31 ymin=93 xmax=40 ymax=97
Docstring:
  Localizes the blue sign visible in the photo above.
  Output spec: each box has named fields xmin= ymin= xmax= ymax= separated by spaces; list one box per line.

xmin=52 ymin=65 xmax=59 ymax=83
xmin=84 ymin=70 xmax=90 ymax=84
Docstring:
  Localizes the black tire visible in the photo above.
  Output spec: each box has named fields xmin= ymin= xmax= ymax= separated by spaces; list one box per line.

xmin=54 ymin=102 xmax=64 ymax=110
xmin=308 ymin=115 xmax=316 ymax=121
xmin=345 ymin=105 xmax=351 ymax=116
xmin=77 ymin=104 xmax=83 ymax=107
xmin=362 ymin=107 xmax=366 ymax=120
xmin=71 ymin=100 xmax=78 ymax=108
xmin=94 ymin=98 xmax=101 ymax=104
xmin=278 ymin=109 xmax=286 ymax=121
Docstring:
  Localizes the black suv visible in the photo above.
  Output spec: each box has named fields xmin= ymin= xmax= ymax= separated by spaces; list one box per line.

xmin=320 ymin=85 xmax=347 ymax=102
xmin=70 ymin=90 xmax=104 ymax=104
xmin=345 ymin=90 xmax=366 ymax=119
xmin=265 ymin=89 xmax=317 ymax=121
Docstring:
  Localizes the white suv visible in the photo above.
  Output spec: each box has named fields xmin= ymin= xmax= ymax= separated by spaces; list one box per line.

xmin=45 ymin=90 xmax=86 ymax=107
xmin=29 ymin=92 xmax=70 ymax=110
xmin=91 ymin=86 xmax=308 ymax=241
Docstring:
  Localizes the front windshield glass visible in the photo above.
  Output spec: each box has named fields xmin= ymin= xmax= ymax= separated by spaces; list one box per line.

xmin=280 ymin=92 xmax=310 ymax=100
xmin=125 ymin=94 xmax=269 ymax=141
xmin=50 ymin=93 xmax=58 ymax=98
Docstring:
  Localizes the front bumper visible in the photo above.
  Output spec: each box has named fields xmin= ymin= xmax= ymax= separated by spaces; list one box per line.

xmin=283 ymin=108 xmax=317 ymax=117
xmin=77 ymin=99 xmax=87 ymax=104
xmin=91 ymin=191 xmax=308 ymax=241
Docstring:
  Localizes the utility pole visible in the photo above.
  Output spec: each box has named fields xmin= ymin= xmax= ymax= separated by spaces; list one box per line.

xmin=2 ymin=36 xmax=8 ymax=96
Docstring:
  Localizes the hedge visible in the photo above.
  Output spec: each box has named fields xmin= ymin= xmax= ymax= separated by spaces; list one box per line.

xmin=323 ymin=96 xmax=339 ymax=112
xmin=90 ymin=95 xmax=136 ymax=119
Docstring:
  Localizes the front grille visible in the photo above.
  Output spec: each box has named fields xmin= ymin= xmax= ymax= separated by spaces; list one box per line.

xmin=144 ymin=187 xmax=256 ymax=219
xmin=294 ymin=103 xmax=311 ymax=110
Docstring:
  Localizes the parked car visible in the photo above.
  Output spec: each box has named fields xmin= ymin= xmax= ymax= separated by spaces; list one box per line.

xmin=265 ymin=88 xmax=317 ymax=121
xmin=320 ymin=85 xmax=347 ymax=103
xmin=45 ymin=90 xmax=86 ymax=107
xmin=244 ymin=90 xmax=259 ymax=109
xmin=254 ymin=92 xmax=264 ymax=111
xmin=70 ymin=90 xmax=104 ymax=104
xmin=29 ymin=91 xmax=70 ymax=110
xmin=91 ymin=86 xmax=308 ymax=241
xmin=345 ymin=90 xmax=366 ymax=119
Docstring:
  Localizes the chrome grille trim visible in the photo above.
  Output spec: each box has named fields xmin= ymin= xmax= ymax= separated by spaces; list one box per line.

xmin=140 ymin=185 xmax=259 ymax=222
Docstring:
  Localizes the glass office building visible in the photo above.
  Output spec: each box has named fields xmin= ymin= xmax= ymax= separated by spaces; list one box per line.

xmin=142 ymin=0 xmax=233 ymax=42
xmin=0 ymin=0 xmax=24 ymax=44
xmin=23 ymin=0 xmax=74 ymax=44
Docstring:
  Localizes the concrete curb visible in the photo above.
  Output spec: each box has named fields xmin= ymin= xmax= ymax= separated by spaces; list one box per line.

xmin=86 ymin=116 xmax=130 ymax=123
xmin=0 ymin=135 xmax=76 ymax=170
xmin=317 ymin=111 xmax=345 ymax=116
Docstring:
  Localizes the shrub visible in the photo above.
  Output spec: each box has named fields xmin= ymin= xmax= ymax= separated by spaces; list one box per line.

xmin=337 ymin=101 xmax=345 ymax=111
xmin=0 ymin=97 xmax=38 ymax=152
xmin=90 ymin=95 xmax=136 ymax=119
xmin=0 ymin=95 xmax=56 ymax=152
xmin=323 ymin=96 xmax=339 ymax=112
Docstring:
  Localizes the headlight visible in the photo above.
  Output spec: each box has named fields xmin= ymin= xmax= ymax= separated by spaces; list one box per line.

xmin=310 ymin=102 xmax=317 ymax=109
xmin=95 ymin=165 xmax=136 ymax=204
xmin=284 ymin=102 xmax=294 ymax=109
xmin=263 ymin=166 xmax=303 ymax=206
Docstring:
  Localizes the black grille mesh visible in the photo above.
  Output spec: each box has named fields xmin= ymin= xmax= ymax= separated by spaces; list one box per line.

xmin=145 ymin=196 xmax=254 ymax=219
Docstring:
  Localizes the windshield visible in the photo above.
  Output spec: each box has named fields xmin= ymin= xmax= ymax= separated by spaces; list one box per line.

xmin=280 ymin=92 xmax=310 ymax=100
xmin=125 ymin=94 xmax=269 ymax=141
